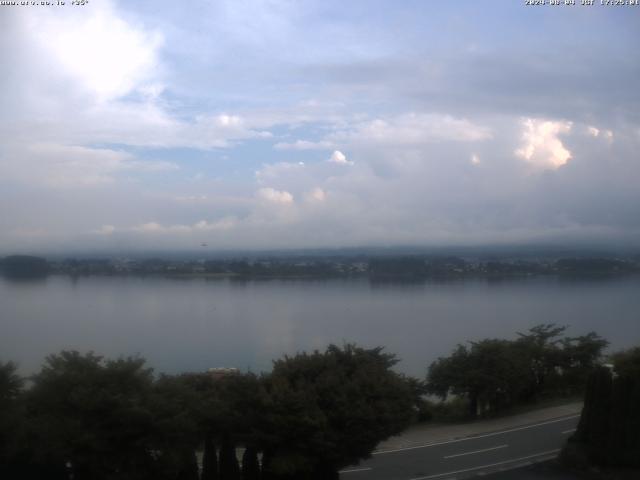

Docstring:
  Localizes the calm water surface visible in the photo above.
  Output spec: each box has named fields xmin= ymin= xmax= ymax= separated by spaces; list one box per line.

xmin=2 ymin=275 xmax=639 ymax=377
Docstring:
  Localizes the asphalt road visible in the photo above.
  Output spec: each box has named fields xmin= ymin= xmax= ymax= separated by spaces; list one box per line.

xmin=339 ymin=414 xmax=580 ymax=480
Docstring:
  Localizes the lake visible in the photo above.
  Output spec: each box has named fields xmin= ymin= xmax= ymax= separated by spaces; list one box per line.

xmin=2 ymin=274 xmax=640 ymax=378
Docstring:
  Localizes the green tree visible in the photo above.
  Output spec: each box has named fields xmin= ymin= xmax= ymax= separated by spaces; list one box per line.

xmin=150 ymin=374 xmax=203 ymax=480
xmin=559 ymin=332 xmax=609 ymax=393
xmin=26 ymin=351 xmax=156 ymax=480
xmin=183 ymin=371 xmax=265 ymax=479
xmin=0 ymin=361 xmax=26 ymax=478
xmin=261 ymin=344 xmax=415 ymax=479
xmin=516 ymin=324 xmax=567 ymax=399
xmin=219 ymin=435 xmax=241 ymax=480
xmin=427 ymin=340 xmax=529 ymax=416
xmin=610 ymin=346 xmax=640 ymax=378
xmin=241 ymin=445 xmax=260 ymax=480
xmin=202 ymin=432 xmax=219 ymax=480
xmin=564 ymin=347 xmax=640 ymax=469
xmin=427 ymin=324 xmax=604 ymax=417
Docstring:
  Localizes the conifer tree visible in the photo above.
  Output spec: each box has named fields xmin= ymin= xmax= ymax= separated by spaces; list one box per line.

xmin=219 ymin=436 xmax=241 ymax=480
xmin=202 ymin=433 xmax=219 ymax=480
xmin=241 ymin=445 xmax=260 ymax=480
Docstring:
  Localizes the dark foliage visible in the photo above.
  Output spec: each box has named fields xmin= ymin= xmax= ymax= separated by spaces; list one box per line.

xmin=219 ymin=435 xmax=241 ymax=480
xmin=202 ymin=433 xmax=219 ymax=480
xmin=241 ymin=445 xmax=260 ymax=480
xmin=566 ymin=347 xmax=640 ymax=468
xmin=427 ymin=324 xmax=608 ymax=417
xmin=0 ymin=361 xmax=26 ymax=478
xmin=1 ymin=255 xmax=49 ymax=278
xmin=261 ymin=344 xmax=415 ymax=478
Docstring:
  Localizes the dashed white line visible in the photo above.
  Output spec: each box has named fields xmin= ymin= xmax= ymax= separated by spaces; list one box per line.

xmin=443 ymin=444 xmax=508 ymax=459
xmin=373 ymin=414 xmax=580 ymax=455
xmin=339 ymin=467 xmax=372 ymax=474
xmin=409 ymin=449 xmax=561 ymax=480
xmin=561 ymin=428 xmax=576 ymax=434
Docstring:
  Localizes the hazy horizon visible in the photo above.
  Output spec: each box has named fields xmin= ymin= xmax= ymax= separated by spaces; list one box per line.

xmin=2 ymin=1 xmax=639 ymax=251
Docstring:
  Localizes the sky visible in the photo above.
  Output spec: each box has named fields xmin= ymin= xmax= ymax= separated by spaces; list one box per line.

xmin=1 ymin=0 xmax=639 ymax=253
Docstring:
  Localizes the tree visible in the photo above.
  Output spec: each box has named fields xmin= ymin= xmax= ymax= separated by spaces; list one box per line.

xmin=427 ymin=345 xmax=474 ymax=413
xmin=559 ymin=332 xmax=609 ymax=392
xmin=610 ymin=346 xmax=640 ymax=379
xmin=219 ymin=435 xmax=241 ymax=480
xmin=427 ymin=340 xmax=529 ymax=416
xmin=0 ymin=361 xmax=22 ymax=404
xmin=1 ymin=255 xmax=49 ymax=278
xmin=202 ymin=432 xmax=219 ymax=480
xmin=516 ymin=324 xmax=568 ymax=399
xmin=427 ymin=324 xmax=606 ymax=417
xmin=261 ymin=344 xmax=415 ymax=479
xmin=149 ymin=374 xmax=203 ymax=480
xmin=0 ymin=362 xmax=26 ymax=478
xmin=564 ymin=347 xmax=640 ymax=469
xmin=185 ymin=371 xmax=265 ymax=479
xmin=241 ymin=445 xmax=260 ymax=480
xmin=26 ymin=351 xmax=157 ymax=480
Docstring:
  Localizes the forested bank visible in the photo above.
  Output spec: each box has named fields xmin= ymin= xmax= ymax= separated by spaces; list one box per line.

xmin=0 ymin=345 xmax=416 ymax=480
xmin=0 ymin=325 xmax=619 ymax=479
xmin=3 ymin=254 xmax=640 ymax=280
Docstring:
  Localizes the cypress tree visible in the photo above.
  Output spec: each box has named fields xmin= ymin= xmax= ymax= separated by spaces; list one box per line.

xmin=260 ymin=449 xmax=274 ymax=480
xmin=574 ymin=365 xmax=613 ymax=462
xmin=219 ymin=436 xmax=241 ymax=480
xmin=176 ymin=450 xmax=199 ymax=480
xmin=241 ymin=446 xmax=260 ymax=480
xmin=569 ymin=358 xmax=640 ymax=468
xmin=608 ymin=374 xmax=640 ymax=466
xmin=202 ymin=433 xmax=219 ymax=480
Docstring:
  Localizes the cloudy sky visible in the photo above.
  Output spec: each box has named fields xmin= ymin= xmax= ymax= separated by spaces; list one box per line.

xmin=1 ymin=0 xmax=639 ymax=253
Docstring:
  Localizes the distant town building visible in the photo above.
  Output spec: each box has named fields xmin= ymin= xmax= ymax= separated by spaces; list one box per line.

xmin=207 ymin=367 xmax=240 ymax=379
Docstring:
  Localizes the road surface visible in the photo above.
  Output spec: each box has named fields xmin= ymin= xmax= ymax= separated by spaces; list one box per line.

xmin=340 ymin=414 xmax=580 ymax=480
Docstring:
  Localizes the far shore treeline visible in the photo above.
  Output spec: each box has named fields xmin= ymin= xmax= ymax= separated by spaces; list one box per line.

xmin=2 ymin=252 xmax=640 ymax=280
xmin=2 ymin=325 xmax=635 ymax=479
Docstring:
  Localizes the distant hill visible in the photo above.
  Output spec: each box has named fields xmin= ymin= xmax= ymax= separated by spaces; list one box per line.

xmin=0 ymin=255 xmax=50 ymax=278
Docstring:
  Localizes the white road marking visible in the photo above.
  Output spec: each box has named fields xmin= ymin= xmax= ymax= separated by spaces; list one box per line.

xmin=561 ymin=428 xmax=576 ymax=434
xmin=443 ymin=444 xmax=508 ymax=459
xmin=339 ymin=467 xmax=372 ymax=474
xmin=409 ymin=449 xmax=561 ymax=480
xmin=373 ymin=415 xmax=579 ymax=455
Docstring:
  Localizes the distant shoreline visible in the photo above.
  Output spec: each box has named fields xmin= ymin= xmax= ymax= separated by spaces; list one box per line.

xmin=2 ymin=253 xmax=639 ymax=281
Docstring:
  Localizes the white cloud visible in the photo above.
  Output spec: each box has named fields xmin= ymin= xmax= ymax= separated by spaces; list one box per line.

xmin=328 ymin=150 xmax=352 ymax=165
xmin=274 ymin=140 xmax=335 ymax=150
xmin=1 ymin=0 xmax=639 ymax=252
xmin=515 ymin=118 xmax=572 ymax=169
xmin=194 ymin=218 xmax=237 ymax=231
xmin=29 ymin=2 xmax=162 ymax=101
xmin=272 ymin=114 xmax=491 ymax=158
xmin=587 ymin=126 xmax=613 ymax=143
xmin=604 ymin=130 xmax=614 ymax=142
xmin=305 ymin=187 xmax=327 ymax=203
xmin=0 ymin=144 xmax=178 ymax=188
xmin=131 ymin=222 xmax=190 ymax=234
xmin=335 ymin=113 xmax=492 ymax=146
xmin=256 ymin=162 xmax=306 ymax=185
xmin=93 ymin=225 xmax=116 ymax=235
xmin=96 ymin=218 xmax=239 ymax=236
xmin=256 ymin=187 xmax=294 ymax=205
xmin=0 ymin=5 xmax=273 ymax=156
